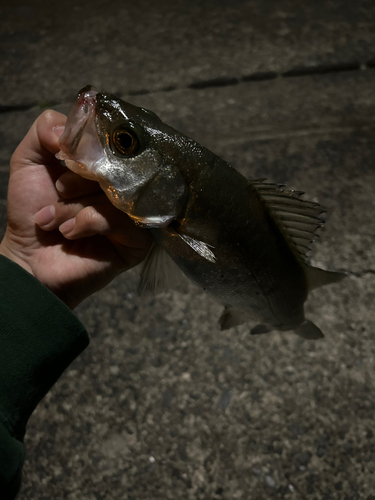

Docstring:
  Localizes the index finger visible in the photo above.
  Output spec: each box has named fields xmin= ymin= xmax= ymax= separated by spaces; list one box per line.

xmin=55 ymin=171 xmax=102 ymax=199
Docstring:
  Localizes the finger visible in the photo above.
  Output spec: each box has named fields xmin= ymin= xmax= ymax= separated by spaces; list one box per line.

xmin=59 ymin=204 xmax=154 ymax=250
xmin=34 ymin=193 xmax=107 ymax=230
xmin=11 ymin=110 xmax=67 ymax=171
xmin=55 ymin=171 xmax=101 ymax=199
xmin=37 ymin=110 xmax=67 ymax=155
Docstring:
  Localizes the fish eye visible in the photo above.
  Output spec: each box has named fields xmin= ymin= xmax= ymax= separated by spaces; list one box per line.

xmin=112 ymin=128 xmax=139 ymax=155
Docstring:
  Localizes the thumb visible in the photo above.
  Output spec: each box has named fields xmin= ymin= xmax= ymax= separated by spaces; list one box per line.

xmin=11 ymin=110 xmax=67 ymax=170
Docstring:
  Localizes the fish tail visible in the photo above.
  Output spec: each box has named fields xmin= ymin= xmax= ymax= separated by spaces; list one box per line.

xmin=303 ymin=264 xmax=346 ymax=291
xmin=295 ymin=319 xmax=324 ymax=339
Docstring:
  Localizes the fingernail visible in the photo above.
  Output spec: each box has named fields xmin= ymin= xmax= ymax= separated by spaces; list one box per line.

xmin=55 ymin=178 xmax=65 ymax=193
xmin=59 ymin=218 xmax=75 ymax=235
xmin=34 ymin=205 xmax=55 ymax=226
xmin=52 ymin=125 xmax=65 ymax=139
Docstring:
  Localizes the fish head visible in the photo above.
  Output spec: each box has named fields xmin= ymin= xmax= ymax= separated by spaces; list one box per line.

xmin=57 ymin=85 xmax=188 ymax=227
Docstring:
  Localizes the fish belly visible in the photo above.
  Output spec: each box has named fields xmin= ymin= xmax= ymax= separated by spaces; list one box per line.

xmin=152 ymin=155 xmax=309 ymax=332
xmin=154 ymin=226 xmax=307 ymax=332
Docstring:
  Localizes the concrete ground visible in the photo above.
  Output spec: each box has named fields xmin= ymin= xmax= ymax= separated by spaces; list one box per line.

xmin=1 ymin=1 xmax=375 ymax=498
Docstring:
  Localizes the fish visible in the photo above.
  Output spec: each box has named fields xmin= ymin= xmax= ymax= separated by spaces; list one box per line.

xmin=57 ymin=85 xmax=346 ymax=339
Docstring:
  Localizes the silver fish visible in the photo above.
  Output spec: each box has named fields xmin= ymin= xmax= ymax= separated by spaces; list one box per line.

xmin=57 ymin=85 xmax=345 ymax=339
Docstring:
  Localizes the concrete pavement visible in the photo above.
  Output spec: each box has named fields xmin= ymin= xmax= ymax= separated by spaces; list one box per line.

xmin=1 ymin=1 xmax=375 ymax=498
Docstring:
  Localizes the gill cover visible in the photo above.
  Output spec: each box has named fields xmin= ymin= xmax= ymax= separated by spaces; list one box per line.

xmin=95 ymin=91 xmax=188 ymax=227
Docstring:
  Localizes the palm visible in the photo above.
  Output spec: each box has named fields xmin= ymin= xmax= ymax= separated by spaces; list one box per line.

xmin=1 ymin=111 xmax=152 ymax=308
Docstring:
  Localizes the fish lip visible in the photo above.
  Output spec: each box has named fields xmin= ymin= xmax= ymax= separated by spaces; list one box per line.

xmin=58 ymin=85 xmax=98 ymax=155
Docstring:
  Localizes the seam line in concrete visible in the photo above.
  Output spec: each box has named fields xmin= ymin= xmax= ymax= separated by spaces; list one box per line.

xmin=1 ymin=61 xmax=374 ymax=114
xmin=336 ymin=269 xmax=375 ymax=277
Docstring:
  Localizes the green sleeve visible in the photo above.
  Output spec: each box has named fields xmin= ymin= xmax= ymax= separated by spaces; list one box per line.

xmin=0 ymin=255 xmax=90 ymax=499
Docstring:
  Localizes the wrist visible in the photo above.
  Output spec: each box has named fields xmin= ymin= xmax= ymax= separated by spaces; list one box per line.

xmin=0 ymin=238 xmax=35 ymax=277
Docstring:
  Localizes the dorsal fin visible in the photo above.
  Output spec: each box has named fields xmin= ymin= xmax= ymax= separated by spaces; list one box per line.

xmin=251 ymin=179 xmax=325 ymax=262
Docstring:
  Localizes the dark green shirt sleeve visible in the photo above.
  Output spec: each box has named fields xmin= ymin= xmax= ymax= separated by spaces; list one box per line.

xmin=0 ymin=255 xmax=90 ymax=499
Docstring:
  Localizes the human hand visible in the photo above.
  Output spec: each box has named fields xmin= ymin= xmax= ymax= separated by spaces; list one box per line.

xmin=0 ymin=110 xmax=153 ymax=308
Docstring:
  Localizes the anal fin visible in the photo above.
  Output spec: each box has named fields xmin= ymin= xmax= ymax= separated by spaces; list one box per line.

xmin=295 ymin=319 xmax=324 ymax=339
xmin=219 ymin=306 xmax=250 ymax=330
xmin=250 ymin=324 xmax=271 ymax=335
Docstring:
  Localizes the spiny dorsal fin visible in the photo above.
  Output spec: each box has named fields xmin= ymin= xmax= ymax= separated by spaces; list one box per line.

xmin=251 ymin=179 xmax=325 ymax=262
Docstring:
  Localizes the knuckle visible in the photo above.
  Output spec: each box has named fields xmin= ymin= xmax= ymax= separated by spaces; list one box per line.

xmin=78 ymin=206 xmax=101 ymax=227
xmin=54 ymin=201 xmax=73 ymax=221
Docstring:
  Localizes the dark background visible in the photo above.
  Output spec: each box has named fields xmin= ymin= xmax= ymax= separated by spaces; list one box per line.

xmin=1 ymin=1 xmax=375 ymax=498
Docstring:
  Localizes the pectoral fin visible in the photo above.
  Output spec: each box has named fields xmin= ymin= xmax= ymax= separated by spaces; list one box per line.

xmin=178 ymin=233 xmax=216 ymax=263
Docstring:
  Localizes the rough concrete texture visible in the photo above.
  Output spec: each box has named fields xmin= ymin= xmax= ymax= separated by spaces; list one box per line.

xmin=1 ymin=1 xmax=375 ymax=499
xmin=2 ymin=0 xmax=375 ymax=106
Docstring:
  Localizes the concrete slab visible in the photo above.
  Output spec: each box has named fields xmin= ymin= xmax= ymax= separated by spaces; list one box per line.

xmin=2 ymin=0 xmax=375 ymax=106
xmin=1 ymin=69 xmax=374 ymax=499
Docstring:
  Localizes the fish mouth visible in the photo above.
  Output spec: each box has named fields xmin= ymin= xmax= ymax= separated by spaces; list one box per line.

xmin=58 ymin=86 xmax=142 ymax=163
xmin=59 ymin=85 xmax=98 ymax=155
xmin=56 ymin=85 xmax=105 ymax=179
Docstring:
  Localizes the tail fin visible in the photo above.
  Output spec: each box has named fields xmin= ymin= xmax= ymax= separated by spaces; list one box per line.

xmin=304 ymin=264 xmax=346 ymax=291
xmin=295 ymin=319 xmax=324 ymax=339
